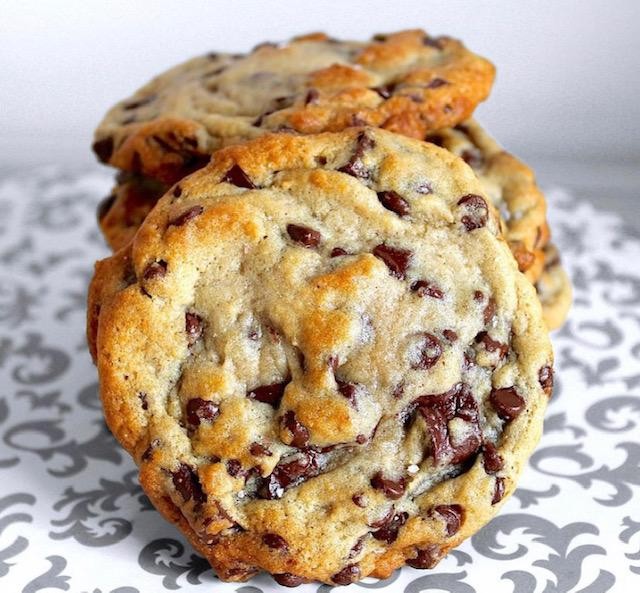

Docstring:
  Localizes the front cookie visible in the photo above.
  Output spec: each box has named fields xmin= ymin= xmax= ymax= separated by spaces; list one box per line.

xmin=88 ymin=128 xmax=552 ymax=585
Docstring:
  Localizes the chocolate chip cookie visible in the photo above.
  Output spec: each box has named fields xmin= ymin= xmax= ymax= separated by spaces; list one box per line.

xmin=536 ymin=243 xmax=572 ymax=330
xmin=88 ymin=128 xmax=552 ymax=585
xmin=92 ymin=30 xmax=495 ymax=183
xmin=426 ymin=120 xmax=550 ymax=282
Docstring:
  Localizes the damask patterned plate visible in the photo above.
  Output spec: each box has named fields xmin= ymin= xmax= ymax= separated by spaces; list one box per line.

xmin=0 ymin=168 xmax=638 ymax=592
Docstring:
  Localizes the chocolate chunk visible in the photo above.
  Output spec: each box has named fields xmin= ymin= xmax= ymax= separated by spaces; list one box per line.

xmin=287 ymin=224 xmax=321 ymax=248
xmin=457 ymin=194 xmax=488 ymax=231
xmin=426 ymin=77 xmax=448 ymax=89
xmin=169 ymin=205 xmax=204 ymax=227
xmin=337 ymin=131 xmax=375 ymax=179
xmin=373 ymin=243 xmax=412 ymax=279
xmin=372 ymin=83 xmax=395 ymax=99
xmin=377 ymin=191 xmax=410 ymax=216
xmin=92 ymin=137 xmax=114 ymax=162
xmin=186 ymin=397 xmax=219 ymax=428
xmin=539 ymin=365 xmax=554 ymax=397
xmin=475 ymin=331 xmax=508 ymax=359
xmin=413 ymin=383 xmax=481 ymax=464
xmin=372 ymin=512 xmax=408 ymax=543
xmin=247 ymin=382 xmax=287 ymax=407
xmin=143 ymin=260 xmax=167 ymax=280
xmin=185 ymin=312 xmax=204 ymax=345
xmin=411 ymin=280 xmax=443 ymax=299
xmin=482 ymin=441 xmax=504 ymax=474
xmin=273 ymin=573 xmax=304 ymax=587
xmin=483 ymin=297 xmax=497 ymax=325
xmin=331 ymin=564 xmax=360 ymax=586
xmin=490 ymin=387 xmax=525 ymax=421
xmin=249 ymin=442 xmax=272 ymax=456
xmin=262 ymin=533 xmax=289 ymax=551
xmin=330 ymin=247 xmax=349 ymax=257
xmin=406 ymin=545 xmax=442 ymax=569
xmin=370 ymin=472 xmax=406 ymax=500
xmin=443 ymin=329 xmax=458 ymax=342
xmin=123 ymin=94 xmax=156 ymax=110
xmin=282 ymin=411 xmax=310 ymax=448
xmin=431 ymin=504 xmax=464 ymax=536
xmin=97 ymin=193 xmax=116 ymax=222
xmin=138 ymin=392 xmax=148 ymax=410
xmin=256 ymin=450 xmax=321 ymax=499
xmin=352 ymin=493 xmax=367 ymax=507
xmin=336 ymin=379 xmax=359 ymax=407
xmin=222 ymin=164 xmax=256 ymax=189
xmin=492 ymin=477 xmax=506 ymax=505
xmin=410 ymin=333 xmax=442 ymax=370
xmin=305 ymin=88 xmax=320 ymax=105
xmin=171 ymin=463 xmax=206 ymax=503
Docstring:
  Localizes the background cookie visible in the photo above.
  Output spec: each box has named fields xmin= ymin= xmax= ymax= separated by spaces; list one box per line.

xmin=93 ymin=30 xmax=495 ymax=183
xmin=88 ymin=128 xmax=552 ymax=585
xmin=536 ymin=243 xmax=572 ymax=330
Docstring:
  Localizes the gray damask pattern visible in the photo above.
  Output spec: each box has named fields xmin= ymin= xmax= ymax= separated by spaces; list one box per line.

xmin=0 ymin=171 xmax=638 ymax=592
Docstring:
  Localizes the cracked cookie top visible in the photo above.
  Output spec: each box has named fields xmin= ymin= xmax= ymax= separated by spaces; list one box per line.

xmin=88 ymin=128 xmax=552 ymax=586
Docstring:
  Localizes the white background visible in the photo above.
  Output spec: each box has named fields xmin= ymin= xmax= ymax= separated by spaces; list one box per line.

xmin=1 ymin=0 xmax=640 ymax=168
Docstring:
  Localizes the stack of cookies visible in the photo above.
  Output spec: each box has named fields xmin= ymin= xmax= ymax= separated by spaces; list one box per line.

xmin=88 ymin=30 xmax=569 ymax=587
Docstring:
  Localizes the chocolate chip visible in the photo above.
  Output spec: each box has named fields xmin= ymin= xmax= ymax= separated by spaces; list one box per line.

xmin=443 ymin=329 xmax=458 ymax=342
xmin=331 ymin=564 xmax=360 ymax=586
xmin=474 ymin=290 xmax=484 ymax=302
xmin=282 ymin=411 xmax=310 ymax=448
xmin=490 ymin=387 xmax=525 ymax=421
xmin=431 ymin=504 xmax=464 ymax=536
xmin=483 ymin=298 xmax=497 ymax=325
xmin=256 ymin=450 xmax=321 ymax=499
xmin=305 ymin=88 xmax=320 ymax=105
xmin=368 ymin=506 xmax=395 ymax=528
xmin=172 ymin=185 xmax=182 ymax=198
xmin=475 ymin=331 xmax=508 ymax=359
xmin=372 ymin=511 xmax=408 ymax=543
xmin=426 ymin=78 xmax=448 ymax=89
xmin=337 ymin=131 xmax=375 ymax=179
xmin=250 ymin=442 xmax=272 ymax=456
xmin=372 ymin=83 xmax=395 ymax=99
xmin=92 ymin=137 xmax=114 ymax=162
xmin=247 ymin=382 xmax=287 ymax=407
xmin=482 ymin=441 xmax=504 ymax=474
xmin=423 ymin=35 xmax=445 ymax=49
xmin=370 ymin=472 xmax=406 ymax=500
xmin=352 ymin=493 xmax=367 ymax=507
xmin=123 ymin=94 xmax=156 ymax=110
xmin=287 ymin=224 xmax=321 ymax=248
xmin=142 ymin=438 xmax=160 ymax=462
xmin=185 ymin=312 xmax=203 ymax=345
xmin=373 ymin=243 xmax=412 ymax=279
xmin=457 ymin=194 xmax=488 ymax=231
xmin=222 ymin=164 xmax=256 ymax=189
xmin=461 ymin=149 xmax=483 ymax=169
xmin=262 ymin=533 xmax=289 ymax=551
xmin=356 ymin=434 xmax=367 ymax=444
xmin=406 ymin=545 xmax=441 ymax=569
xmin=492 ymin=477 xmax=506 ymax=505
xmin=330 ymin=247 xmax=349 ymax=257
xmin=226 ymin=459 xmax=243 ymax=477
xmin=410 ymin=333 xmax=442 ymax=370
xmin=315 ymin=155 xmax=328 ymax=166
xmin=138 ymin=392 xmax=148 ymax=410
xmin=97 ymin=193 xmax=116 ymax=222
xmin=413 ymin=383 xmax=481 ymax=464
xmin=169 ymin=205 xmax=204 ymax=227
xmin=171 ymin=463 xmax=206 ymax=503
xmin=143 ymin=260 xmax=168 ymax=280
xmin=336 ymin=379 xmax=359 ymax=407
xmin=411 ymin=280 xmax=443 ymax=299
xmin=273 ymin=573 xmax=304 ymax=587
xmin=377 ymin=191 xmax=410 ymax=216
xmin=348 ymin=535 xmax=366 ymax=559
xmin=186 ymin=397 xmax=219 ymax=427
xmin=539 ymin=365 xmax=554 ymax=397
